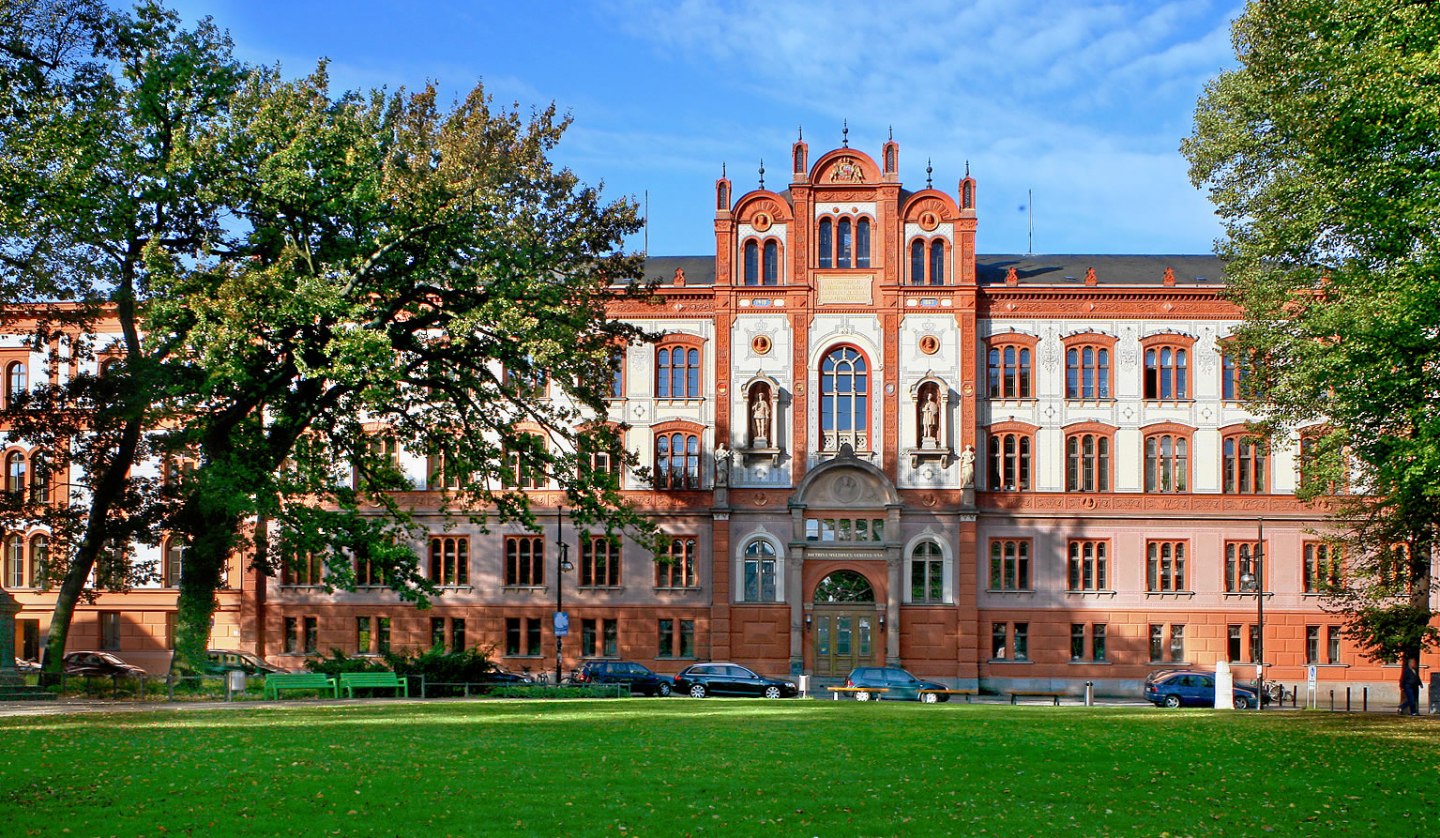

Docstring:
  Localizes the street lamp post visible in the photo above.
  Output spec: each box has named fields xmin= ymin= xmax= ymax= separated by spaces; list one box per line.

xmin=1241 ymin=516 xmax=1265 ymax=711
xmin=554 ymin=506 xmax=573 ymax=685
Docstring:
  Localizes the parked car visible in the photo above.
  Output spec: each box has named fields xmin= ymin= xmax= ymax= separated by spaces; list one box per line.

xmin=480 ymin=668 xmax=533 ymax=685
xmin=205 ymin=649 xmax=288 ymax=676
xmin=845 ymin=666 xmax=951 ymax=703
xmin=673 ymin=662 xmax=798 ymax=698
xmin=14 ymin=659 xmax=42 ymax=674
xmin=1144 ymin=671 xmax=1258 ymax=709
xmin=575 ymin=660 xmax=674 ymax=696
xmin=62 ymin=651 xmax=146 ymax=678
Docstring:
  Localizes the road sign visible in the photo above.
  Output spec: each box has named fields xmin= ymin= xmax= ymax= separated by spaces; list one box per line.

xmin=554 ymin=611 xmax=569 ymax=638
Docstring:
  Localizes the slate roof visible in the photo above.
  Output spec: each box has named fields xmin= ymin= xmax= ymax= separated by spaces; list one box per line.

xmin=641 ymin=253 xmax=1226 ymax=288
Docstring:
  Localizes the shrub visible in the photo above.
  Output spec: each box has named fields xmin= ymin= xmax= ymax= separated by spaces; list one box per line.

xmin=304 ymin=649 xmax=391 ymax=677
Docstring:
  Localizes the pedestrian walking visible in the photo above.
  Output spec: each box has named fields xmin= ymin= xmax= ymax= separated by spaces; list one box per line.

xmin=1398 ymin=661 xmax=1422 ymax=716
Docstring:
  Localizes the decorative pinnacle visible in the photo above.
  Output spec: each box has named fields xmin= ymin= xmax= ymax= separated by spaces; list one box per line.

xmin=758 ymin=159 xmax=765 ymax=190
xmin=842 ymin=119 xmax=849 ymax=148
xmin=888 ymin=125 xmax=893 ymax=141
xmin=926 ymin=158 xmax=933 ymax=188
xmin=722 ymin=161 xmax=727 ymax=178
xmin=798 ymin=125 xmax=803 ymax=142
xmin=965 ymin=160 xmax=970 ymax=177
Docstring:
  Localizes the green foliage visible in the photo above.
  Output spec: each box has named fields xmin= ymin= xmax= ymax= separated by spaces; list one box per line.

xmin=1184 ymin=0 xmax=1440 ymax=660
xmin=303 ymin=649 xmax=391 ymax=677
xmin=383 ymin=646 xmax=496 ymax=683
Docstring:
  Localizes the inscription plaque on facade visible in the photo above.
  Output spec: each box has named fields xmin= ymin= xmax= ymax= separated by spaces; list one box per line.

xmin=816 ymin=275 xmax=874 ymax=305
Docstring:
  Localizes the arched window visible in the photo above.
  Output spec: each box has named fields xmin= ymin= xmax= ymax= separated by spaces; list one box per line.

xmin=655 ymin=343 xmax=701 ymax=399
xmin=762 ymin=240 xmax=779 ymax=285
xmin=910 ymin=240 xmax=925 ymax=285
xmin=1222 ymin=434 xmax=1268 ymax=494
xmin=818 ymin=219 xmax=833 ymax=268
xmin=28 ymin=534 xmax=47 ymax=589
xmin=743 ymin=240 xmax=759 ymax=285
xmin=28 ymin=451 xmax=50 ymax=504
xmin=987 ymin=340 xmax=1034 ymax=399
xmin=910 ymin=541 xmax=944 ymax=603
xmin=162 ymin=538 xmax=186 ymax=588
xmin=1144 ymin=430 xmax=1190 ymax=493
xmin=742 ymin=539 xmax=777 ymax=602
xmin=5 ymin=451 xmax=25 ymax=495
xmin=929 ymin=241 xmax=945 ymax=285
xmin=1065 ymin=428 xmax=1112 ymax=492
xmin=837 ymin=218 xmax=852 ymax=268
xmin=1143 ymin=339 xmax=1193 ymax=400
xmin=987 ymin=425 xmax=1034 ymax=491
xmin=855 ymin=218 xmax=871 ymax=267
xmin=1063 ymin=336 xmax=1115 ymax=400
xmin=5 ymin=534 xmax=24 ymax=588
xmin=813 ymin=569 xmax=875 ymax=602
xmin=654 ymin=431 xmax=700 ymax=490
xmin=5 ymin=361 xmax=26 ymax=408
xmin=820 ymin=346 xmax=868 ymax=451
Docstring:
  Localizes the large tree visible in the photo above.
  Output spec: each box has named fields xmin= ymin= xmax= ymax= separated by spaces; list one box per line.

xmin=1183 ymin=0 xmax=1440 ymax=666
xmin=153 ymin=65 xmax=657 ymax=671
xmin=0 ymin=0 xmax=243 ymax=675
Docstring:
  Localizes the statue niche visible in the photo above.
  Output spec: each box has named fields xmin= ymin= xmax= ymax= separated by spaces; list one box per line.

xmin=906 ymin=376 xmax=953 ymax=469
xmin=740 ymin=374 xmax=782 ymax=466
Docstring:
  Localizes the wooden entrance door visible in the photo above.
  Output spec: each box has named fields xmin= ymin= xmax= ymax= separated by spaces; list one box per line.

xmin=813 ymin=609 xmax=875 ymax=676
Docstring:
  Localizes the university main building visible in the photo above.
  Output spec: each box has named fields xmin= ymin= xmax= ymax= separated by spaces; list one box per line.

xmin=5 ymin=136 xmax=1428 ymax=697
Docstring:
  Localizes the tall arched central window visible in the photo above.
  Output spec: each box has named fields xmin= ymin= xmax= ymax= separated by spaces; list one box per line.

xmin=820 ymin=346 xmax=868 ymax=451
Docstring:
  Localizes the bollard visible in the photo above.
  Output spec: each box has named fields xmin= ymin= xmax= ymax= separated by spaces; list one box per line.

xmin=1330 ymin=690 xmax=1334 ymax=712
xmin=1362 ymin=687 xmax=1368 ymax=712
xmin=1346 ymin=687 xmax=1352 ymax=712
xmin=1084 ymin=681 xmax=1094 ymax=707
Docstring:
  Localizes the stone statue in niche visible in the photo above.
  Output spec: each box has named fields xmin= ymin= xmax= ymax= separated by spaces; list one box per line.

xmin=920 ymin=390 xmax=939 ymax=445
xmin=958 ymin=445 xmax=976 ymax=487
xmin=751 ymin=395 xmax=771 ymax=446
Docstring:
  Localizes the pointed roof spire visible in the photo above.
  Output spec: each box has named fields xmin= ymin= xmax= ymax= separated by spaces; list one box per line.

xmin=842 ymin=119 xmax=849 ymax=148
xmin=758 ymin=158 xmax=765 ymax=190
xmin=926 ymin=158 xmax=933 ymax=189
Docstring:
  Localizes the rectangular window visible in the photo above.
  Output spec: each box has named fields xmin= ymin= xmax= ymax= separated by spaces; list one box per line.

xmin=658 ymin=536 xmax=698 ymax=589
xmin=1014 ymin=623 xmax=1029 ymax=661
xmin=352 ymin=434 xmax=398 ymax=490
xmin=581 ymin=534 xmax=621 ymax=588
xmin=1143 ymin=346 xmax=1189 ymax=400
xmin=505 ymin=617 xmax=542 ymax=657
xmin=988 ymin=539 xmax=1031 ymax=591
xmin=1248 ymin=624 xmax=1260 ymax=663
xmin=1169 ymin=625 xmax=1185 ymax=662
xmin=1306 ymin=625 xmax=1320 ymax=665
xmin=1303 ymin=542 xmax=1341 ymax=593
xmin=377 ymin=617 xmax=390 ymax=655
xmin=303 ymin=617 xmax=318 ymax=654
xmin=285 ymin=617 xmax=298 ymax=655
xmin=505 ymin=536 xmax=545 ymax=587
xmin=1065 ymin=433 xmax=1111 ymax=492
xmin=1093 ymin=624 xmax=1107 ymax=662
xmin=1066 ymin=540 xmax=1109 ymax=591
xmin=165 ymin=612 xmax=175 ymax=651
xmin=581 ymin=618 xmax=618 ymax=658
xmin=1146 ymin=541 xmax=1188 ymax=592
xmin=430 ymin=536 xmax=469 ymax=587
xmin=282 ymin=550 xmax=323 ymax=587
xmin=1224 ymin=541 xmax=1262 ymax=593
xmin=431 ymin=617 xmax=445 ymax=650
xmin=991 ymin=622 xmax=1007 ymax=660
xmin=987 ymin=431 xmax=1032 ymax=491
xmin=503 ymin=435 xmax=548 ymax=490
xmin=658 ymin=619 xmax=674 ymax=658
xmin=355 ymin=551 xmax=385 ymax=587
xmin=1326 ymin=626 xmax=1342 ymax=664
xmin=356 ymin=617 xmax=372 ymax=655
xmin=987 ymin=345 xmax=1033 ymax=399
xmin=1071 ymin=624 xmax=1085 ymax=662
xmin=451 ymin=618 xmax=465 ymax=652
xmin=1227 ymin=624 xmax=1242 ymax=663
xmin=100 ymin=611 xmax=120 ymax=651
xmin=1149 ymin=624 xmax=1163 ymax=662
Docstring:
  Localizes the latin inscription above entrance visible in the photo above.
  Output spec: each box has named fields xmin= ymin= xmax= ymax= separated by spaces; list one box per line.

xmin=816 ymin=275 xmax=873 ymax=305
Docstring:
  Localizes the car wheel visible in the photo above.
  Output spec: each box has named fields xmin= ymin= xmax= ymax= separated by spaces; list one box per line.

xmin=689 ymin=684 xmax=707 ymax=698
xmin=1233 ymin=695 xmax=1250 ymax=710
xmin=764 ymin=685 xmax=782 ymax=699
xmin=921 ymin=692 xmax=939 ymax=704
xmin=658 ymin=682 xmax=672 ymax=697
xmin=855 ymin=690 xmax=872 ymax=702
xmin=1162 ymin=694 xmax=1182 ymax=708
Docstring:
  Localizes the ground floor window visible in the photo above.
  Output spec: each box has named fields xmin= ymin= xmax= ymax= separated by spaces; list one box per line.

xmin=100 ymin=611 xmax=120 ymax=651
xmin=991 ymin=622 xmax=1028 ymax=661
xmin=581 ymin=618 xmax=618 ymax=658
xmin=505 ymin=617 xmax=542 ymax=657
xmin=657 ymin=618 xmax=695 ymax=659
xmin=1327 ymin=626 xmax=1342 ymax=664
xmin=1071 ymin=623 xmax=1106 ymax=662
xmin=356 ymin=616 xmax=390 ymax=655
xmin=1227 ymin=624 xmax=1260 ymax=663
xmin=430 ymin=617 xmax=467 ymax=652
xmin=1150 ymin=624 xmax=1185 ymax=662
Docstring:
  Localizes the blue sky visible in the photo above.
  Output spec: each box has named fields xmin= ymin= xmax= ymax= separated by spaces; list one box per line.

xmin=163 ymin=0 xmax=1245 ymax=257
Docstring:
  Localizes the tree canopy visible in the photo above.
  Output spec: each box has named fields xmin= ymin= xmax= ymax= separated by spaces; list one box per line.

xmin=1183 ymin=0 xmax=1440 ymax=662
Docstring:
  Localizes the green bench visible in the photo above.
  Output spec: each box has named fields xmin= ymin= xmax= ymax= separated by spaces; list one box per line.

xmin=338 ymin=671 xmax=409 ymax=698
xmin=264 ymin=673 xmax=337 ymax=700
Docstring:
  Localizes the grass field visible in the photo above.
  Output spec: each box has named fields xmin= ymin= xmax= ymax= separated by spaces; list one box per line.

xmin=1 ymin=699 xmax=1437 ymax=836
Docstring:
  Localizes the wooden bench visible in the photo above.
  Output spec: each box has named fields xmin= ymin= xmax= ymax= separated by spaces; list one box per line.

xmin=338 ymin=671 xmax=409 ymax=698
xmin=1009 ymin=690 xmax=1065 ymax=706
xmin=826 ymin=686 xmax=888 ymax=701
xmin=917 ymin=688 xmax=979 ymax=704
xmin=264 ymin=673 xmax=337 ymax=700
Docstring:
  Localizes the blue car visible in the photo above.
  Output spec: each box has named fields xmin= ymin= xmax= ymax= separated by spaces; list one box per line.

xmin=845 ymin=666 xmax=950 ymax=703
xmin=1144 ymin=671 xmax=1258 ymax=709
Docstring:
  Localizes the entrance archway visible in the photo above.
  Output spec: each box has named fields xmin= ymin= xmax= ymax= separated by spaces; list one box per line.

xmin=812 ymin=570 xmax=877 ymax=676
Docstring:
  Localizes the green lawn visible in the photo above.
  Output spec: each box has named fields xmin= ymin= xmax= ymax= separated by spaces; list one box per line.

xmin=1 ymin=700 xmax=1436 ymax=836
